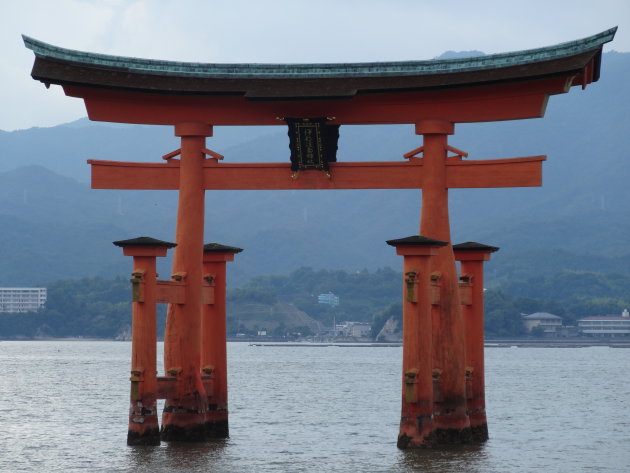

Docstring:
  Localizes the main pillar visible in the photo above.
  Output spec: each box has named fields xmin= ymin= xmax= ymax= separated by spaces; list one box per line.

xmin=387 ymin=235 xmax=448 ymax=449
xmin=416 ymin=120 xmax=471 ymax=442
xmin=113 ymin=236 xmax=176 ymax=446
xmin=454 ymin=241 xmax=498 ymax=442
xmin=162 ymin=122 xmax=213 ymax=441
xmin=201 ymin=243 xmax=243 ymax=438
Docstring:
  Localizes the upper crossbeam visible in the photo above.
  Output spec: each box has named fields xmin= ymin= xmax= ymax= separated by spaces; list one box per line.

xmin=88 ymin=156 xmax=545 ymax=191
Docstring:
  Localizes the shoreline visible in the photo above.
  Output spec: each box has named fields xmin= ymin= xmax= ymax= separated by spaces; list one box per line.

xmin=2 ymin=338 xmax=629 ymax=348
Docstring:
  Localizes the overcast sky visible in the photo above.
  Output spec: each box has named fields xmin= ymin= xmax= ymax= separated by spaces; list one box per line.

xmin=1 ymin=0 xmax=628 ymax=131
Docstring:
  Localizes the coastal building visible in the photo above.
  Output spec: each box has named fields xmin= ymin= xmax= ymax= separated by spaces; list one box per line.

xmin=336 ymin=321 xmax=372 ymax=338
xmin=318 ymin=292 xmax=340 ymax=307
xmin=0 ymin=288 xmax=47 ymax=313
xmin=522 ymin=312 xmax=563 ymax=335
xmin=578 ymin=309 xmax=630 ymax=337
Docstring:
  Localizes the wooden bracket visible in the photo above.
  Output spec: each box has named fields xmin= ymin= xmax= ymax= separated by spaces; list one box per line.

xmin=162 ymin=147 xmax=224 ymax=161
xmin=162 ymin=148 xmax=181 ymax=161
xmin=403 ymin=145 xmax=424 ymax=160
xmin=446 ymin=145 xmax=468 ymax=160
xmin=203 ymin=147 xmax=224 ymax=161
xmin=403 ymin=144 xmax=468 ymax=160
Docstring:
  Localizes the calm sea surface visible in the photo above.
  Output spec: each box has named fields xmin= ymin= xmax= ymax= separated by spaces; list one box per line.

xmin=0 ymin=341 xmax=628 ymax=472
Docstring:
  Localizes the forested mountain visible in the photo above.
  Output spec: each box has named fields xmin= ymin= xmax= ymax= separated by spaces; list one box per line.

xmin=0 ymin=52 xmax=628 ymax=290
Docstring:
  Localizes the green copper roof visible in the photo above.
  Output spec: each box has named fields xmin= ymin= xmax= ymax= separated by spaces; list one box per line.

xmin=22 ymin=28 xmax=616 ymax=79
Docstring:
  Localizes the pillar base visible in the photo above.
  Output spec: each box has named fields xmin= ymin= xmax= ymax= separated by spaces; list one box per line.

xmin=127 ymin=400 xmax=160 ymax=445
xmin=397 ymin=414 xmax=437 ymax=449
xmin=205 ymin=420 xmax=229 ymax=438
xmin=432 ymin=426 xmax=473 ymax=444
xmin=397 ymin=430 xmax=438 ymax=449
xmin=433 ymin=407 xmax=473 ymax=444
xmin=397 ymin=410 xmax=436 ymax=449
xmin=470 ymin=422 xmax=489 ymax=442
xmin=160 ymin=415 xmax=208 ymax=442
xmin=469 ymin=407 xmax=489 ymax=441
xmin=205 ymin=409 xmax=229 ymax=438
xmin=161 ymin=401 xmax=209 ymax=442
xmin=127 ymin=423 xmax=160 ymax=446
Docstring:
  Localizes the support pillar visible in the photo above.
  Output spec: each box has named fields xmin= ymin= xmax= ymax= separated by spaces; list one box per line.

xmin=387 ymin=235 xmax=448 ymax=449
xmin=113 ymin=236 xmax=176 ymax=446
xmin=454 ymin=241 xmax=499 ymax=442
xmin=416 ymin=120 xmax=471 ymax=442
xmin=162 ymin=122 xmax=213 ymax=441
xmin=201 ymin=243 xmax=243 ymax=438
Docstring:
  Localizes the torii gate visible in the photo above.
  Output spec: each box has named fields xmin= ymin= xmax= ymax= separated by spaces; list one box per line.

xmin=24 ymin=27 xmax=615 ymax=447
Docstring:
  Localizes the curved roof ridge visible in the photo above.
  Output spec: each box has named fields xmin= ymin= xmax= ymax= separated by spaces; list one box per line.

xmin=22 ymin=27 xmax=617 ymax=79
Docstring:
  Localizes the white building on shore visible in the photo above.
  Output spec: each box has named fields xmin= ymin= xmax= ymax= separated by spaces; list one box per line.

xmin=0 ymin=288 xmax=47 ymax=313
xmin=522 ymin=312 xmax=563 ymax=335
xmin=578 ymin=309 xmax=630 ymax=337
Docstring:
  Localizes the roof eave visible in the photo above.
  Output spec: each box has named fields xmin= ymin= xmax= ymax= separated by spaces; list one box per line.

xmin=23 ymin=28 xmax=616 ymax=99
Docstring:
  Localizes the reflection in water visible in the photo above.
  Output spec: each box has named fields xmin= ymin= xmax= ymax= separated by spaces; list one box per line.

xmin=397 ymin=444 xmax=488 ymax=473
xmin=126 ymin=439 xmax=230 ymax=472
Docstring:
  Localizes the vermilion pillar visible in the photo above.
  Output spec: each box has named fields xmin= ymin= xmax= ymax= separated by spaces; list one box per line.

xmin=162 ymin=122 xmax=213 ymax=441
xmin=113 ymin=236 xmax=176 ymax=446
xmin=387 ymin=235 xmax=448 ymax=449
xmin=454 ymin=241 xmax=498 ymax=442
xmin=417 ymin=120 xmax=471 ymax=442
xmin=201 ymin=243 xmax=242 ymax=438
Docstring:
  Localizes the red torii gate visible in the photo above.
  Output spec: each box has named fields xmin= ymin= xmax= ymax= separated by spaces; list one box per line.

xmin=24 ymin=27 xmax=615 ymax=447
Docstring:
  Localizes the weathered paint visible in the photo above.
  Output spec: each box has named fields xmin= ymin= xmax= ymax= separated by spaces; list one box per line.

xmin=390 ymin=241 xmax=443 ymax=448
xmin=201 ymin=249 xmax=238 ymax=438
xmin=161 ymin=123 xmax=212 ymax=442
xmin=417 ymin=122 xmax=472 ymax=442
xmin=455 ymin=244 xmax=498 ymax=442
xmin=115 ymin=242 xmax=170 ymax=446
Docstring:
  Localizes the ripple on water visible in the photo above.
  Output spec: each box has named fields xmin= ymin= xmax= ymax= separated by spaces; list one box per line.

xmin=0 ymin=342 xmax=629 ymax=472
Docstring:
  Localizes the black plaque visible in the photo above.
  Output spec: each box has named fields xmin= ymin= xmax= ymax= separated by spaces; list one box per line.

xmin=286 ymin=118 xmax=340 ymax=172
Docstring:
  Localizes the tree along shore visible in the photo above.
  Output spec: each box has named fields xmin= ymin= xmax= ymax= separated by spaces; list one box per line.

xmin=1 ymin=268 xmax=629 ymax=340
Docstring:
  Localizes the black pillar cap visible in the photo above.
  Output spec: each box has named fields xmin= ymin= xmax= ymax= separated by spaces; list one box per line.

xmin=453 ymin=241 xmax=499 ymax=253
xmin=386 ymin=235 xmax=449 ymax=247
xmin=113 ymin=236 xmax=177 ymax=248
xmin=203 ymin=243 xmax=243 ymax=254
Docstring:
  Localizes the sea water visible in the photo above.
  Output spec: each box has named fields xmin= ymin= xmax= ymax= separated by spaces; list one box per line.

xmin=0 ymin=341 xmax=628 ymax=472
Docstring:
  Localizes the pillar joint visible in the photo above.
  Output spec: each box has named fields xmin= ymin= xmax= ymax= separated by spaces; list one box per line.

xmin=174 ymin=121 xmax=213 ymax=137
xmin=415 ymin=119 xmax=454 ymax=136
